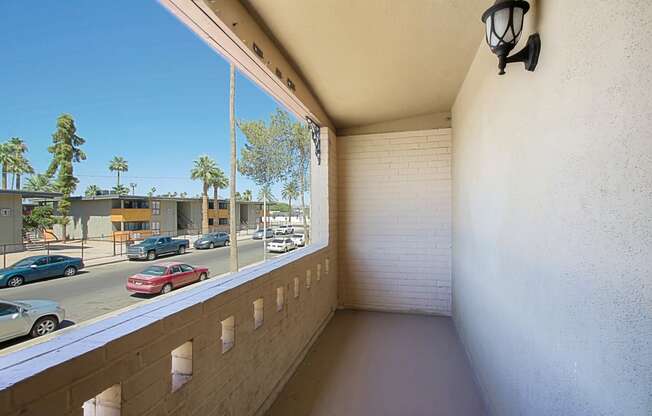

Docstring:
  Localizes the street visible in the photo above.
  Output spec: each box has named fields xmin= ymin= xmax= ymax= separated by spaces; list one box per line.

xmin=0 ymin=238 xmax=292 ymax=350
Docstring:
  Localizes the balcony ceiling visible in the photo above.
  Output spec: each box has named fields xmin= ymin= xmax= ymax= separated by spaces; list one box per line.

xmin=241 ymin=0 xmax=488 ymax=129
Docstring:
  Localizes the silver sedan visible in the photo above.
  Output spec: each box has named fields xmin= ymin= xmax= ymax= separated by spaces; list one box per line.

xmin=0 ymin=299 xmax=65 ymax=342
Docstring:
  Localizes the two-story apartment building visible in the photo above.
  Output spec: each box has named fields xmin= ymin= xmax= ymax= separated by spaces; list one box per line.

xmin=54 ymin=195 xmax=263 ymax=240
xmin=0 ymin=190 xmax=62 ymax=250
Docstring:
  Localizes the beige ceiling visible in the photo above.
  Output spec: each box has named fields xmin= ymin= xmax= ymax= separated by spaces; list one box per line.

xmin=241 ymin=0 xmax=488 ymax=129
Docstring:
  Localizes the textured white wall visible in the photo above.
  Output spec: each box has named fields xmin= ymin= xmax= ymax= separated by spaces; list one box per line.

xmin=452 ymin=1 xmax=652 ymax=415
xmin=338 ymin=129 xmax=452 ymax=315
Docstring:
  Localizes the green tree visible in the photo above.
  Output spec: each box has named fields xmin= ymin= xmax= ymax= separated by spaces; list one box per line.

xmin=0 ymin=142 xmax=15 ymax=190
xmin=242 ymin=189 xmax=253 ymax=201
xmin=287 ymin=119 xmax=312 ymax=242
xmin=23 ymin=205 xmax=56 ymax=233
xmin=24 ymin=174 xmax=55 ymax=192
xmin=147 ymin=187 xmax=157 ymax=198
xmin=209 ymin=166 xmax=229 ymax=221
xmin=282 ymin=180 xmax=299 ymax=225
xmin=112 ymin=184 xmax=130 ymax=195
xmin=46 ymin=114 xmax=86 ymax=241
xmin=234 ymin=191 xmax=242 ymax=200
xmin=238 ymin=110 xmax=292 ymax=259
xmin=7 ymin=138 xmax=33 ymax=189
xmin=190 ymin=155 xmax=218 ymax=234
xmin=85 ymin=184 xmax=101 ymax=198
xmin=257 ymin=184 xmax=276 ymax=202
xmin=108 ymin=156 xmax=128 ymax=187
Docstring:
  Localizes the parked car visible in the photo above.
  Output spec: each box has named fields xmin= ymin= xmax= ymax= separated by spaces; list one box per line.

xmin=0 ymin=255 xmax=84 ymax=288
xmin=126 ymin=262 xmax=209 ymax=295
xmin=275 ymin=225 xmax=295 ymax=235
xmin=253 ymin=228 xmax=274 ymax=240
xmin=0 ymin=299 xmax=65 ymax=342
xmin=267 ymin=238 xmax=296 ymax=253
xmin=194 ymin=232 xmax=230 ymax=249
xmin=290 ymin=233 xmax=306 ymax=247
xmin=127 ymin=236 xmax=190 ymax=261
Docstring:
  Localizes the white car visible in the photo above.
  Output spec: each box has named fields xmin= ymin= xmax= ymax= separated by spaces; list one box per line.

xmin=291 ymin=233 xmax=306 ymax=247
xmin=275 ymin=225 xmax=294 ymax=235
xmin=0 ymin=299 xmax=65 ymax=342
xmin=267 ymin=238 xmax=296 ymax=253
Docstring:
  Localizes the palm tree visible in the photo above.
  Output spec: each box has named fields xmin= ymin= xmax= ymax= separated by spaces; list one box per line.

xmin=7 ymin=138 xmax=33 ymax=189
xmin=108 ymin=156 xmax=128 ymax=187
xmin=46 ymin=114 xmax=87 ymax=242
xmin=258 ymin=184 xmax=276 ymax=203
xmin=85 ymin=184 xmax=101 ymax=198
xmin=282 ymin=180 xmax=299 ymax=225
xmin=190 ymin=155 xmax=218 ymax=234
xmin=0 ymin=142 xmax=14 ymax=189
xmin=242 ymin=189 xmax=253 ymax=201
xmin=209 ymin=167 xmax=229 ymax=221
xmin=25 ymin=174 xmax=55 ymax=192
xmin=112 ymin=184 xmax=130 ymax=195
xmin=147 ymin=187 xmax=156 ymax=198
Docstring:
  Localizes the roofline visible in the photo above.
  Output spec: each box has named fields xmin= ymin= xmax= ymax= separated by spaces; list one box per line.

xmin=0 ymin=190 xmax=63 ymax=198
xmin=66 ymin=195 xmax=263 ymax=204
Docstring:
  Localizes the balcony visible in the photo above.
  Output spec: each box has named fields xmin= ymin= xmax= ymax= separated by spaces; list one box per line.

xmin=110 ymin=208 xmax=152 ymax=223
xmin=207 ymin=209 xmax=230 ymax=219
xmin=0 ymin=1 xmax=648 ymax=416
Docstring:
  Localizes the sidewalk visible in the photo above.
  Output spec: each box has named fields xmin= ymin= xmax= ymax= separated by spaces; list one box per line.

xmin=1 ymin=234 xmax=254 ymax=270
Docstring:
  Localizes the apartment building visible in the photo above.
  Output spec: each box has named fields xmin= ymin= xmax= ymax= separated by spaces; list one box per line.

xmin=0 ymin=190 xmax=61 ymax=249
xmin=55 ymin=195 xmax=263 ymax=240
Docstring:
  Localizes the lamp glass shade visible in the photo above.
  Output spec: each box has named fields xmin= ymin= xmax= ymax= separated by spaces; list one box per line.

xmin=482 ymin=1 xmax=529 ymax=54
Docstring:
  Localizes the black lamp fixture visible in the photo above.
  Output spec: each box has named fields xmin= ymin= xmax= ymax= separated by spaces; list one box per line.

xmin=481 ymin=0 xmax=540 ymax=75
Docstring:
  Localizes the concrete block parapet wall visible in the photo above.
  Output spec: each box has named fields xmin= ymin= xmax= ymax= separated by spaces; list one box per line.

xmin=0 ymin=246 xmax=337 ymax=416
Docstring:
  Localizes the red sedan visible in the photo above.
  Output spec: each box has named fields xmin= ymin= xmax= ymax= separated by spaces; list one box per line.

xmin=126 ymin=262 xmax=209 ymax=295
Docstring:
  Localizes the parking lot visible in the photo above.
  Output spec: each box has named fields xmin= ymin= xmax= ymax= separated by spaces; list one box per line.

xmin=0 ymin=226 xmax=307 ymax=351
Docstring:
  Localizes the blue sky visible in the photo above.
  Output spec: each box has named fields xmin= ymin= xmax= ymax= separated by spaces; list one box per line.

xmin=0 ymin=1 xmax=293 ymax=199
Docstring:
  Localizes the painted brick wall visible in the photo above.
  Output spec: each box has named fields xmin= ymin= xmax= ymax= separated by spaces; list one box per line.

xmin=337 ymin=128 xmax=452 ymax=315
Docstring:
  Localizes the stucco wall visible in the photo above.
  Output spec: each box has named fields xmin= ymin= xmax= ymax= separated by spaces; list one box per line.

xmin=337 ymin=129 xmax=452 ymax=315
xmin=451 ymin=2 xmax=652 ymax=415
xmin=61 ymin=200 xmax=113 ymax=239
xmin=0 ymin=194 xmax=22 ymax=246
xmin=155 ymin=199 xmax=177 ymax=234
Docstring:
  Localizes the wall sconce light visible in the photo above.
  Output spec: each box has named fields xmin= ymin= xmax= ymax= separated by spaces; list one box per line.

xmin=481 ymin=0 xmax=540 ymax=75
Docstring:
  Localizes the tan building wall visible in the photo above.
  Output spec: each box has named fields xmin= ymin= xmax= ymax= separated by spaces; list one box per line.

xmin=451 ymin=2 xmax=652 ymax=415
xmin=337 ymin=128 xmax=452 ymax=315
xmin=0 ymin=194 xmax=22 ymax=246
xmin=62 ymin=199 xmax=113 ymax=239
xmin=153 ymin=199 xmax=177 ymax=234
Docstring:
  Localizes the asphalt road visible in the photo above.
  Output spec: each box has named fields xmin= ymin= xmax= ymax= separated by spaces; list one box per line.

xmin=0 ymin=238 xmax=278 ymax=326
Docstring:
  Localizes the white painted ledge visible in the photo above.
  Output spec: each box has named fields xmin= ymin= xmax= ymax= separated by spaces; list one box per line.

xmin=0 ymin=243 xmax=327 ymax=390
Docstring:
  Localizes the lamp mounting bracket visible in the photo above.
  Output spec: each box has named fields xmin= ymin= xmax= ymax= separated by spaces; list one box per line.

xmin=500 ymin=34 xmax=541 ymax=75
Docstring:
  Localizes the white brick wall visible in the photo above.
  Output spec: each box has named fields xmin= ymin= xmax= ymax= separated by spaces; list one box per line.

xmin=337 ymin=128 xmax=452 ymax=315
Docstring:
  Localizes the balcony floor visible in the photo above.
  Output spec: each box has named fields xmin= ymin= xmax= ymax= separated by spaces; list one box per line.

xmin=267 ymin=309 xmax=486 ymax=416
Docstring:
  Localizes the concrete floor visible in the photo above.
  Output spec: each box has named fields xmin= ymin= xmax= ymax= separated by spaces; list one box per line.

xmin=267 ymin=309 xmax=486 ymax=416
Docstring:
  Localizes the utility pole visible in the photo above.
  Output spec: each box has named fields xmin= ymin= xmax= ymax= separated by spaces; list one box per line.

xmin=229 ymin=63 xmax=239 ymax=272
xmin=263 ymin=193 xmax=267 ymax=261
